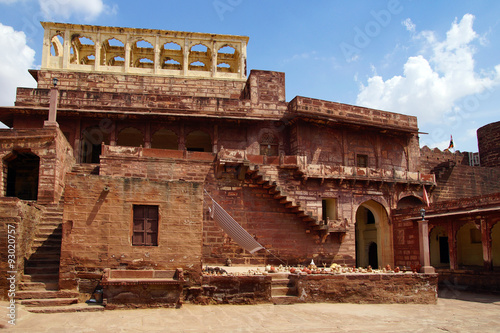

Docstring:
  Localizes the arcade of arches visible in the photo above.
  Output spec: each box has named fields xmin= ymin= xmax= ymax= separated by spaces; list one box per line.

xmin=78 ymin=126 xmax=212 ymax=163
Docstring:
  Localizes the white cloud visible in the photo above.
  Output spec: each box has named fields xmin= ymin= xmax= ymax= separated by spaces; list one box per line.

xmin=356 ymin=14 xmax=500 ymax=126
xmin=0 ymin=23 xmax=36 ymax=107
xmin=402 ymin=18 xmax=415 ymax=33
xmin=39 ymin=0 xmax=116 ymax=22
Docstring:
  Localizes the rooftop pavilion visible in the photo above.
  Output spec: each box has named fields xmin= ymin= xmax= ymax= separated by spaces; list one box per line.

xmin=41 ymin=22 xmax=249 ymax=80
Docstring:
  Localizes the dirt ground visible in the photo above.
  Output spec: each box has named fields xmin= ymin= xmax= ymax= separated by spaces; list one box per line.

xmin=1 ymin=290 xmax=499 ymax=332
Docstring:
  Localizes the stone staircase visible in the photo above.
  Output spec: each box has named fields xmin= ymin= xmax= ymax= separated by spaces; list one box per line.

xmin=71 ymin=163 xmax=100 ymax=175
xmin=270 ymin=273 xmax=302 ymax=305
xmin=17 ymin=199 xmax=103 ymax=313
xmin=247 ymin=165 xmax=328 ymax=233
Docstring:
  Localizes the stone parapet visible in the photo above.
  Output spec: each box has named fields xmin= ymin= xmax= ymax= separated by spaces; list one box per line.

xmin=288 ymin=96 xmax=418 ymax=133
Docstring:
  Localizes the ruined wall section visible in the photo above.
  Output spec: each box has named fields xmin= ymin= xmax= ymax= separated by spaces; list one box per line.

xmin=60 ymin=175 xmax=204 ymax=292
xmin=0 ymin=127 xmax=74 ymax=204
xmin=0 ymin=198 xmax=43 ymax=300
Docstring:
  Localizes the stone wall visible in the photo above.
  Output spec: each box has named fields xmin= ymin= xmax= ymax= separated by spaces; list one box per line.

xmin=99 ymin=145 xmax=214 ymax=183
xmin=60 ymin=174 xmax=204 ymax=292
xmin=478 ymin=121 xmax=500 ymax=168
xmin=34 ymin=70 xmax=246 ymax=99
xmin=196 ymin=275 xmax=272 ymax=304
xmin=295 ymin=273 xmax=438 ymax=304
xmin=0 ymin=198 xmax=43 ymax=300
xmin=430 ymin=164 xmax=500 ymax=201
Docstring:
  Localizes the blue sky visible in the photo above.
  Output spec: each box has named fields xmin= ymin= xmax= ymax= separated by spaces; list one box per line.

xmin=0 ymin=0 xmax=499 ymax=152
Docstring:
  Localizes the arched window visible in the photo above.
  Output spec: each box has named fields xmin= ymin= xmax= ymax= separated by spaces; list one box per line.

xmin=188 ymin=44 xmax=211 ymax=72
xmin=131 ymin=39 xmax=154 ymax=68
xmin=151 ymin=129 xmax=178 ymax=150
xmin=217 ymin=45 xmax=239 ymax=73
xmin=50 ymin=35 xmax=64 ymax=57
xmin=162 ymin=42 xmax=182 ymax=70
xmin=259 ymin=133 xmax=278 ymax=156
xmin=186 ymin=130 xmax=211 ymax=152
xmin=70 ymin=35 xmax=95 ymax=65
xmin=4 ymin=151 xmax=40 ymax=201
xmin=117 ymin=127 xmax=144 ymax=147
xmin=101 ymin=38 xmax=125 ymax=66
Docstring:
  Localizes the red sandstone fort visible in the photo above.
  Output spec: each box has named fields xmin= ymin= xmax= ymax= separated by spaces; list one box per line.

xmin=0 ymin=22 xmax=499 ymax=310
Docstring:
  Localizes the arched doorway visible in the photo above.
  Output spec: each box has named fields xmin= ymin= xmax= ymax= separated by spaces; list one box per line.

xmin=355 ymin=200 xmax=393 ymax=268
xmin=117 ymin=127 xmax=144 ymax=147
xmin=491 ymin=222 xmax=500 ymax=268
xmin=151 ymin=129 xmax=178 ymax=150
xmin=185 ymin=130 xmax=211 ymax=152
xmin=457 ymin=222 xmax=483 ymax=267
xmin=429 ymin=226 xmax=450 ymax=268
xmin=4 ymin=151 xmax=40 ymax=201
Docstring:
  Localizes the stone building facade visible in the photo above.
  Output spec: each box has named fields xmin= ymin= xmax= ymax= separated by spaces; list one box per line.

xmin=0 ymin=22 xmax=497 ymax=303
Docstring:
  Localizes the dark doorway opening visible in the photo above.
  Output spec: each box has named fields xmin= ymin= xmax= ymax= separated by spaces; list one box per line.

xmin=368 ymin=242 xmax=378 ymax=269
xmin=439 ymin=237 xmax=450 ymax=264
xmin=5 ymin=151 xmax=40 ymax=200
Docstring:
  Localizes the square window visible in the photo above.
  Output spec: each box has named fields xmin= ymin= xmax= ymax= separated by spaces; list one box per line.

xmin=357 ymin=154 xmax=368 ymax=167
xmin=132 ymin=205 xmax=159 ymax=246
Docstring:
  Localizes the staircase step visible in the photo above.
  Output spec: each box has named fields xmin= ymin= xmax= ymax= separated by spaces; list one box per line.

xmin=26 ymin=303 xmax=104 ymax=313
xmin=20 ymin=298 xmax=78 ymax=307
xmin=271 ymin=287 xmax=293 ymax=297
xmin=24 ymin=265 xmax=59 ymax=275
xmin=271 ymin=278 xmax=291 ymax=286
xmin=272 ymin=296 xmax=303 ymax=305
xmin=19 ymin=281 xmax=59 ymax=291
xmin=22 ymin=273 xmax=59 ymax=282
xmin=16 ymin=290 xmax=79 ymax=300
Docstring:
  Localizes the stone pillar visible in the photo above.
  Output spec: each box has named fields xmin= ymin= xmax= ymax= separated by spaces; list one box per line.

xmin=124 ymin=35 xmax=131 ymax=73
xmin=447 ymin=221 xmax=458 ymax=270
xmin=145 ymin=123 xmax=151 ymax=149
xmin=154 ymin=35 xmax=160 ymax=74
xmin=240 ymin=42 xmax=246 ymax=78
xmin=183 ymin=38 xmax=189 ymax=76
xmin=44 ymin=86 xmax=59 ymax=128
xmin=418 ymin=219 xmax=435 ymax=273
xmin=62 ymin=29 xmax=70 ymax=69
xmin=179 ymin=124 xmax=186 ymax=150
xmin=212 ymin=42 xmax=217 ymax=77
xmin=94 ymin=35 xmax=101 ymax=71
xmin=481 ymin=218 xmax=493 ymax=271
